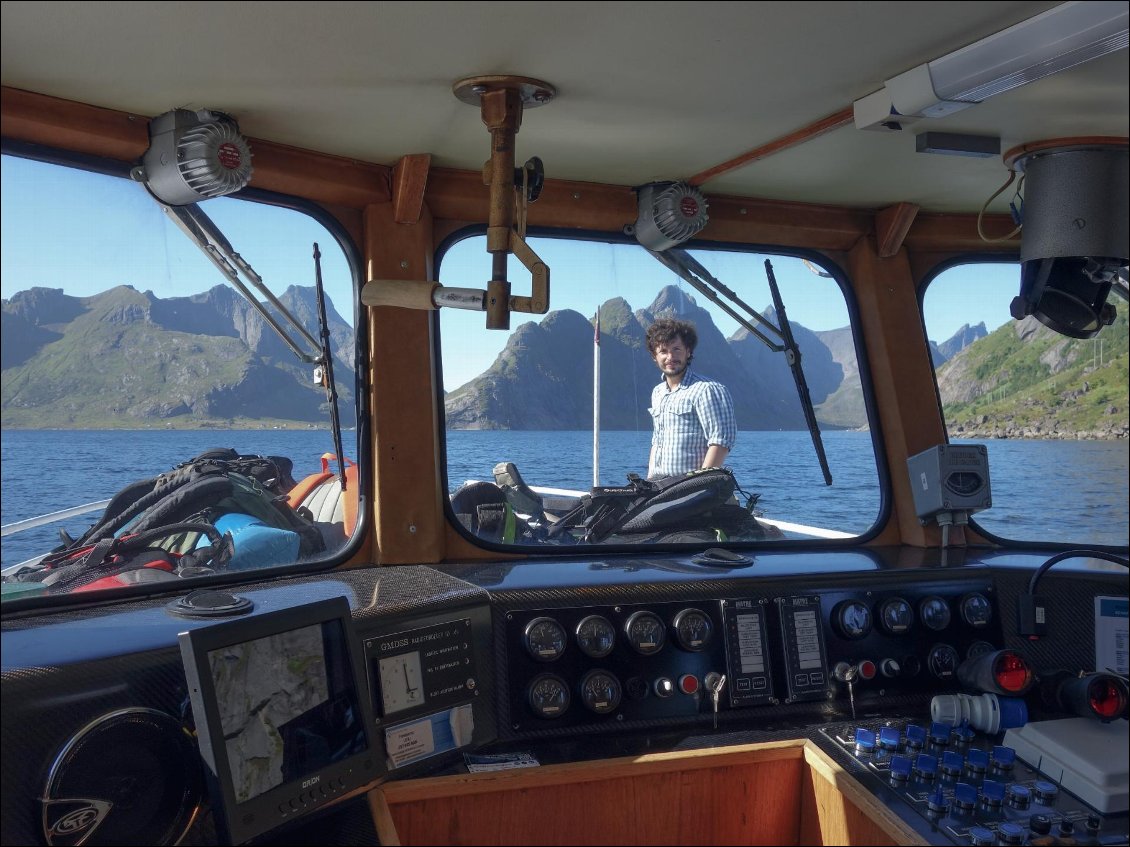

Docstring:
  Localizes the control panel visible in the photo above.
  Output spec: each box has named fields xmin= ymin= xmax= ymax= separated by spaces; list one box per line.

xmin=505 ymin=581 xmax=1003 ymax=731
xmin=362 ymin=604 xmax=495 ymax=770
xmin=819 ymin=718 xmax=1129 ymax=845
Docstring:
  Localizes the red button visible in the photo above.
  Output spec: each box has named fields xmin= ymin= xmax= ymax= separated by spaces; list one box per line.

xmin=679 ymin=674 xmax=700 ymax=694
xmin=857 ymin=660 xmax=877 ymax=680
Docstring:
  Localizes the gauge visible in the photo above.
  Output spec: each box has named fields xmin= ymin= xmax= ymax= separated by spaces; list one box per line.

xmin=878 ymin=597 xmax=914 ymax=635
xmin=624 ymin=610 xmax=666 ymax=655
xmin=959 ymin=593 xmax=993 ymax=628
xmin=919 ymin=596 xmax=952 ymax=632
xmin=576 ymin=615 xmax=616 ymax=658
xmin=927 ymin=643 xmax=960 ymax=680
xmin=672 ymin=608 xmax=713 ymax=651
xmin=524 ymin=616 xmax=567 ymax=662
xmin=966 ymin=640 xmax=996 ymax=660
xmin=579 ymin=669 xmax=622 ymax=714
xmin=527 ymin=673 xmax=570 ymax=719
xmin=833 ymin=600 xmax=873 ymax=640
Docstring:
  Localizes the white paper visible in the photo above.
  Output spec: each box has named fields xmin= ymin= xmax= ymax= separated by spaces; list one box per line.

xmin=385 ymin=716 xmax=436 ymax=768
xmin=1095 ymin=596 xmax=1129 ymax=675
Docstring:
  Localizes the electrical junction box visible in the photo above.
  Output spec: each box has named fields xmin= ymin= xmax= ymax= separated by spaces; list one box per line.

xmin=907 ymin=444 xmax=991 ymax=520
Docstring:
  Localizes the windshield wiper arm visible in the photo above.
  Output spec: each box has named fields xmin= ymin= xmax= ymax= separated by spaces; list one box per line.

xmin=645 ymin=247 xmax=832 ymax=485
xmin=161 ymin=203 xmax=322 ymax=363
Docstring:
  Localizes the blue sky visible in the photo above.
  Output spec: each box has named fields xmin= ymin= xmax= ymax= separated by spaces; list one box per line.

xmin=3 ymin=153 xmax=1019 ymax=391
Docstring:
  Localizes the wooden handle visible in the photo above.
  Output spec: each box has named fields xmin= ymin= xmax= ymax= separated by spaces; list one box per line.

xmin=361 ymin=279 xmax=439 ymax=310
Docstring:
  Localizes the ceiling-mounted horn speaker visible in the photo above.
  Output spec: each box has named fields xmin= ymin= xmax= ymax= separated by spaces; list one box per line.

xmin=1007 ymin=139 xmax=1129 ymax=339
xmin=132 ymin=108 xmax=254 ymax=206
xmin=41 ymin=709 xmax=202 ymax=846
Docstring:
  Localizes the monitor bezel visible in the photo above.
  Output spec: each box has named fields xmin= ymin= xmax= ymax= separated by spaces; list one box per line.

xmin=179 ymin=596 xmax=383 ymax=844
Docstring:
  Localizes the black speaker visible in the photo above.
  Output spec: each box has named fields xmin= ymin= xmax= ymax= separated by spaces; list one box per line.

xmin=42 ymin=709 xmax=202 ymax=846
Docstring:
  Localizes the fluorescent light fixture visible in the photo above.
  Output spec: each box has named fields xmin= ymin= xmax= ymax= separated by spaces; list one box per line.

xmin=883 ymin=1 xmax=1128 ymax=119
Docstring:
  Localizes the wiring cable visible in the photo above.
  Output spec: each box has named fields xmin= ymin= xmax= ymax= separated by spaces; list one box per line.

xmin=977 ymin=170 xmax=1025 ymax=243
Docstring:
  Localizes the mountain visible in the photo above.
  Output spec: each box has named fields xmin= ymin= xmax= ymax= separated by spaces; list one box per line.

xmin=1 ymin=284 xmax=355 ymax=428
xmin=939 ymin=310 xmax=1128 ymax=439
xmin=446 ymin=286 xmax=826 ymax=431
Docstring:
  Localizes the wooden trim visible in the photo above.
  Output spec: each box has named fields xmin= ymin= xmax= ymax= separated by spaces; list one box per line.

xmin=1 ymin=86 xmax=392 ymax=209
xmin=368 ymin=788 xmax=402 ymax=846
xmin=802 ymin=745 xmax=923 ymax=845
xmin=393 ymin=154 xmax=432 ymax=224
xmin=875 ymin=203 xmax=920 ymax=258
xmin=688 ymin=107 xmax=855 ymax=187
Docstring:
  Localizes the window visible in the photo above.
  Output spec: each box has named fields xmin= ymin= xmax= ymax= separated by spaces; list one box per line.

xmin=923 ymin=262 xmax=1129 ymax=547
xmin=1 ymin=154 xmax=362 ymax=600
xmin=438 ymin=234 xmax=881 ymax=549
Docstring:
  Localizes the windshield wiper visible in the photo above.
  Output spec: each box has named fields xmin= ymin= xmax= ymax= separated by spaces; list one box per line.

xmin=644 ymin=247 xmax=833 ymax=485
xmin=161 ymin=203 xmax=323 ymax=363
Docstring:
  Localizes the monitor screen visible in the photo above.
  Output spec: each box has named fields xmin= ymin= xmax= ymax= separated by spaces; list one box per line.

xmin=180 ymin=597 xmax=384 ymax=844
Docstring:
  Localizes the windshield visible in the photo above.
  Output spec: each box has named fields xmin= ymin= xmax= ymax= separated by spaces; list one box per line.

xmin=1 ymin=153 xmax=362 ymax=602
xmin=923 ymin=262 xmax=1129 ymax=548
xmin=438 ymin=233 xmax=881 ymax=548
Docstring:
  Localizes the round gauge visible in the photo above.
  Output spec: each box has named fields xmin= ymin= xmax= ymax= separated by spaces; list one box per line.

xmin=833 ymin=600 xmax=873 ymax=640
xmin=524 ymin=616 xmax=567 ymax=662
xmin=927 ymin=643 xmax=960 ymax=679
xmin=576 ymin=615 xmax=616 ymax=658
xmin=919 ymin=596 xmax=952 ymax=632
xmin=959 ymin=593 xmax=993 ymax=628
xmin=579 ymin=669 xmax=622 ymax=714
xmin=966 ymin=640 xmax=996 ymax=660
xmin=878 ymin=597 xmax=914 ymax=635
xmin=527 ymin=673 xmax=570 ymax=719
xmin=624 ymin=610 xmax=667 ymax=655
xmin=672 ymin=608 xmax=713 ymax=651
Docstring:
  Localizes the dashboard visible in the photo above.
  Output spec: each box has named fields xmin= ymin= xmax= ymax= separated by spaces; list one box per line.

xmin=2 ymin=548 xmax=1126 ymax=845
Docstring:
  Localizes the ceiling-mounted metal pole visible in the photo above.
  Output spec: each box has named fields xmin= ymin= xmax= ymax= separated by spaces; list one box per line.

xmin=479 ymin=86 xmax=524 ymax=330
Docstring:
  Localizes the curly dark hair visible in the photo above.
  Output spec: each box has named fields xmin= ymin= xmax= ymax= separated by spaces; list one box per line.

xmin=645 ymin=317 xmax=697 ymax=356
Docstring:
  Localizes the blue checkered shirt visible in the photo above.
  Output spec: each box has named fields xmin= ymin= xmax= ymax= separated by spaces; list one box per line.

xmin=648 ymin=370 xmax=737 ymax=477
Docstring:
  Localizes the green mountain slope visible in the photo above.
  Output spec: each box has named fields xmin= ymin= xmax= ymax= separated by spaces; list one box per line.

xmin=939 ymin=311 xmax=1129 ymax=439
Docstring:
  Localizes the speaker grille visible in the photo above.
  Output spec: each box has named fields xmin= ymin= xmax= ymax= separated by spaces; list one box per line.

xmin=43 ymin=709 xmax=202 ymax=846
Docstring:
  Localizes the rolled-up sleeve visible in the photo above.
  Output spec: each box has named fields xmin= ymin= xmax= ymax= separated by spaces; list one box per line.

xmin=696 ymin=383 xmax=736 ymax=449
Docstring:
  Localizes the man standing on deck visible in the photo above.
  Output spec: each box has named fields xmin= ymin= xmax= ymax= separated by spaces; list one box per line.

xmin=646 ymin=317 xmax=736 ymax=479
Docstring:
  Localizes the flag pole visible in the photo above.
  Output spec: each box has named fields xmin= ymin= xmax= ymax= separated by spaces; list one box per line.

xmin=593 ymin=307 xmax=601 ymax=487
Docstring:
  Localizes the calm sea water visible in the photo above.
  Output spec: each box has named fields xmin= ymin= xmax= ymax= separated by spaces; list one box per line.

xmin=2 ymin=429 xmax=1127 ymax=567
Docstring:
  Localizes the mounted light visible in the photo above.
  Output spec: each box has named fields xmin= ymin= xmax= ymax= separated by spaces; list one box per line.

xmin=1054 ymin=673 xmax=1129 ymax=722
xmin=632 ymin=181 xmax=709 ymax=251
xmin=957 ymin=649 xmax=1035 ymax=696
xmin=131 ymin=108 xmax=253 ymax=206
xmin=854 ymin=1 xmax=1129 ymax=130
xmin=1007 ymin=139 xmax=1128 ymax=339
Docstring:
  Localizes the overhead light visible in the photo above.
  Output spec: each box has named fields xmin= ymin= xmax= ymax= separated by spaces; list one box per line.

xmin=855 ymin=1 xmax=1128 ymax=129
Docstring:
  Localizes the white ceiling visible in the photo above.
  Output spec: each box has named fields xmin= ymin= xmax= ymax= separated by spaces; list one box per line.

xmin=2 ymin=1 xmax=1127 ymax=213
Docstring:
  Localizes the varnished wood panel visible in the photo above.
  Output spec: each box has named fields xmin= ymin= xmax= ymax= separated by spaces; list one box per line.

xmin=378 ymin=746 xmax=805 ymax=846
xmin=875 ymin=203 xmax=920 ymax=259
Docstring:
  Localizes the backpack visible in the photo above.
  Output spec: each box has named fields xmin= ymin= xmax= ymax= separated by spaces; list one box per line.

xmin=37 ymin=449 xmax=325 ymax=591
xmin=13 ymin=522 xmax=233 ymax=595
xmin=546 ymin=468 xmax=770 ymax=543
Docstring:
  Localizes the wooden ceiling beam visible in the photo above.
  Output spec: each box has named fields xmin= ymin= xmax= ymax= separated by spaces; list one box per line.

xmin=875 ymin=202 xmax=920 ymax=258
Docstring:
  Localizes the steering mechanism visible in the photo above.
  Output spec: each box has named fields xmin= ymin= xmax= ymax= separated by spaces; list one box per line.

xmin=362 ymin=74 xmax=555 ymax=330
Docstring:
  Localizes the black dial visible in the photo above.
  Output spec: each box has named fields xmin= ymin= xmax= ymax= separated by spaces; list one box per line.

xmin=624 ymin=611 xmax=666 ymax=655
xmin=672 ymin=608 xmax=713 ymax=651
xmin=879 ymin=597 xmax=914 ymax=635
xmin=927 ymin=643 xmax=960 ymax=679
xmin=524 ymin=617 xmax=567 ymax=662
xmin=966 ymin=640 xmax=996 ymax=660
xmin=579 ymin=669 xmax=622 ymax=714
xmin=919 ymin=596 xmax=952 ymax=631
xmin=959 ymin=592 xmax=993 ymax=628
xmin=833 ymin=600 xmax=873 ymax=640
xmin=527 ymin=673 xmax=570 ymax=718
xmin=576 ymin=615 xmax=616 ymax=658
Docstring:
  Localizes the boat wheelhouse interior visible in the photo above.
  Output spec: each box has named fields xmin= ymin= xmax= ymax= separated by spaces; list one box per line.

xmin=2 ymin=2 xmax=1128 ymax=845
